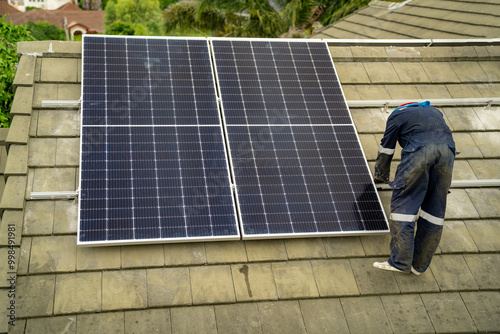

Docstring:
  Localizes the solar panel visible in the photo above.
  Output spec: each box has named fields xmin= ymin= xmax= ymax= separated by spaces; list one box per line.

xmin=212 ymin=39 xmax=388 ymax=238
xmin=79 ymin=36 xmax=239 ymax=245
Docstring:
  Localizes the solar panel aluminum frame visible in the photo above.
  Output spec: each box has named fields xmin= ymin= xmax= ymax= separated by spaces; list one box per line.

xmin=78 ymin=35 xmax=240 ymax=246
xmin=209 ymin=37 xmax=389 ymax=240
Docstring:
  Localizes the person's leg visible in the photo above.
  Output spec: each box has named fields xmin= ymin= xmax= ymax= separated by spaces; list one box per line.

xmin=386 ymin=149 xmax=429 ymax=272
xmin=413 ymin=144 xmax=454 ymax=273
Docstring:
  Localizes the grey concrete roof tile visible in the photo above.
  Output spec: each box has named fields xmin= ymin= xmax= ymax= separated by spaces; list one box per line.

xmin=147 ymin=267 xmax=192 ymax=307
xmin=445 ymin=189 xmax=480 ymax=220
xmin=13 ymin=55 xmax=36 ymax=87
xmin=340 ymin=85 xmax=360 ymax=100
xmin=421 ymin=292 xmax=477 ymax=334
xmin=335 ymin=63 xmax=370 ymax=84
xmin=10 ymin=86 xmax=33 ymax=116
xmin=465 ymin=220 xmax=500 ymax=252
xmin=473 ymin=46 xmax=492 ymax=60
xmin=392 ymin=63 xmax=430 ymax=83
xmin=351 ymin=108 xmax=387 ymax=133
xmin=422 ymin=62 xmax=461 ymax=83
xmin=24 ymin=316 xmax=76 ymax=334
xmin=31 ymin=168 xmax=76 ymax=192
xmin=323 ymin=237 xmax=365 ymax=258
xmin=16 ymin=274 xmax=55 ymax=318
xmin=440 ymin=220 xmax=478 ymax=253
xmin=381 ymin=294 xmax=435 ymax=334
xmin=28 ymin=138 xmax=57 ymax=167
xmin=164 ymin=243 xmax=206 ymax=266
xmin=451 ymin=46 xmax=480 ymax=60
xmin=4 ymin=144 xmax=28 ymax=176
xmin=340 ymin=296 xmax=392 ymax=334
xmin=53 ymin=201 xmax=78 ymax=234
xmin=245 ymin=240 xmax=287 ymax=262
xmin=474 ymin=106 xmax=500 ymax=130
xmin=466 ymin=188 xmax=500 ymax=218
xmin=214 ymin=304 xmax=261 ymax=334
xmin=55 ymin=138 xmax=80 ymax=166
xmin=76 ymin=246 xmax=121 ymax=271
xmin=461 ymin=291 xmax=500 ymax=333
xmin=76 ymin=312 xmax=124 ymax=334
xmin=23 ymin=200 xmax=54 ymax=236
xmin=102 ymin=270 xmax=147 ymax=310
xmin=430 ymin=254 xmax=479 ymax=291
xmin=284 ymin=238 xmax=326 ymax=260
xmin=485 ymin=45 xmax=500 ymax=59
xmin=33 ymin=83 xmax=58 ymax=108
xmin=356 ymin=85 xmax=392 ymax=100
xmin=468 ymin=159 xmax=500 ymax=179
xmin=257 ymin=301 xmax=306 ymax=334
xmin=328 ymin=46 xmax=353 ymax=60
xmin=476 ymin=83 xmax=500 ymax=97
xmin=442 ymin=107 xmax=485 ymax=131
xmin=446 ymin=83 xmax=483 ymax=98
xmin=478 ymin=61 xmax=500 ymax=82
xmin=385 ymin=47 xmax=422 ymax=61
xmin=205 ymin=241 xmax=248 ymax=264
xmin=419 ymin=47 xmax=456 ymax=61
xmin=191 ymin=265 xmax=236 ymax=304
xmin=34 ymin=57 xmax=42 ymax=83
xmin=272 ymin=261 xmax=319 ymax=299
xmin=0 ymin=210 xmax=23 ymax=246
xmin=121 ymin=244 xmax=164 ymax=268
xmin=358 ymin=134 xmax=379 ymax=160
xmin=386 ymin=84 xmax=422 ymax=100
xmin=54 ymin=272 xmax=102 ymax=314
xmin=351 ymin=47 xmax=387 ymax=61
xmin=41 ymin=58 xmax=79 ymax=83
xmin=416 ymin=84 xmax=452 ymax=99
xmin=393 ymin=267 xmax=440 ymax=293
xmin=0 ymin=175 xmax=27 ymax=210
xmin=350 ymin=257 xmax=400 ymax=295
xmin=452 ymin=160 xmax=477 ymax=181
xmin=124 ymin=309 xmax=171 ymax=334
xmin=231 ymin=263 xmax=277 ymax=302
xmin=29 ymin=110 xmax=38 ymax=137
xmin=470 ymin=132 xmax=500 ymax=158
xmin=311 ymin=259 xmax=359 ymax=297
xmin=6 ymin=115 xmax=30 ymax=145
xmin=453 ymin=133 xmax=483 ymax=159
xmin=363 ymin=62 xmax=400 ymax=83
xmin=300 ymin=299 xmax=350 ymax=334
xmin=57 ymin=83 xmax=81 ymax=100
xmin=359 ymin=234 xmax=391 ymax=257
xmin=37 ymin=110 xmax=80 ymax=137
xmin=29 ymin=236 xmax=77 ymax=273
xmin=464 ymin=253 xmax=500 ymax=290
xmin=450 ymin=61 xmax=489 ymax=82
xmin=17 ymin=237 xmax=31 ymax=276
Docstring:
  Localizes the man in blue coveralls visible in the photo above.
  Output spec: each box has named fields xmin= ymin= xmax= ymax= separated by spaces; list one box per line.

xmin=372 ymin=101 xmax=456 ymax=275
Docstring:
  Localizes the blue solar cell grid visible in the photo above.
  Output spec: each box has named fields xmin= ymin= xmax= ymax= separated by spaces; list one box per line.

xmin=227 ymin=125 xmax=387 ymax=237
xmin=79 ymin=36 xmax=239 ymax=245
xmin=211 ymin=39 xmax=351 ymax=126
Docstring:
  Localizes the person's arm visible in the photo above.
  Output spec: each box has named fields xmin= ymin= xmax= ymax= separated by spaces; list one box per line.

xmin=374 ymin=116 xmax=399 ymax=183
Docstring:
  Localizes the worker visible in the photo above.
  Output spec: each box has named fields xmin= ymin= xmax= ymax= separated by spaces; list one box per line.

xmin=372 ymin=101 xmax=456 ymax=275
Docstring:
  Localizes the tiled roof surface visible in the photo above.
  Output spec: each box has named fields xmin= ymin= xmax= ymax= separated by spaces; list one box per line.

xmin=0 ymin=0 xmax=20 ymax=15
xmin=4 ymin=6 xmax=104 ymax=33
xmin=312 ymin=0 xmax=500 ymax=39
xmin=0 ymin=40 xmax=499 ymax=333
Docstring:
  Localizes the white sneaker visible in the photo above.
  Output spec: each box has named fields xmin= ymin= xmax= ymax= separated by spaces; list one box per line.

xmin=373 ymin=261 xmax=404 ymax=273
xmin=411 ymin=267 xmax=421 ymax=275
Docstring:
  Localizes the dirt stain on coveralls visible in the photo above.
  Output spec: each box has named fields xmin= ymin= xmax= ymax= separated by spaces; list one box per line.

xmin=239 ymin=264 xmax=253 ymax=297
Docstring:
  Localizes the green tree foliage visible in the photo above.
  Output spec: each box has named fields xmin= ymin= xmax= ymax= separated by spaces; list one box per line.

xmin=105 ymin=0 xmax=163 ymax=35
xmin=26 ymin=21 xmax=66 ymax=41
xmin=0 ymin=17 xmax=35 ymax=127
xmin=159 ymin=0 xmax=181 ymax=10
xmin=163 ymin=1 xmax=226 ymax=36
xmin=317 ymin=0 xmax=371 ymax=26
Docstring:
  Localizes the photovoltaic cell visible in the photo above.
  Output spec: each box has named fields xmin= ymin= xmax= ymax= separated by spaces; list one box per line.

xmin=212 ymin=39 xmax=388 ymax=238
xmin=212 ymin=39 xmax=351 ymax=126
xmin=79 ymin=36 xmax=239 ymax=245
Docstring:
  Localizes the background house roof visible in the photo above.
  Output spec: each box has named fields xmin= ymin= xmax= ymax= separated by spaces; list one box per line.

xmin=0 ymin=37 xmax=498 ymax=334
xmin=4 ymin=4 xmax=104 ymax=34
xmin=312 ymin=0 xmax=500 ymax=39
xmin=0 ymin=0 xmax=20 ymax=15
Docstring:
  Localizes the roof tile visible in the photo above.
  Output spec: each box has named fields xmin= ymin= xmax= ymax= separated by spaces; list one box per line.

xmin=470 ymin=132 xmax=500 ymax=158
xmin=439 ymin=220 xmax=478 ymax=253
xmin=350 ymin=257 xmax=400 ymax=295
xmin=53 ymin=200 xmax=78 ymax=234
xmin=231 ymin=263 xmax=277 ymax=302
xmin=13 ymin=55 xmax=36 ymax=87
xmin=463 ymin=253 xmax=500 ymax=290
xmin=416 ymin=84 xmax=452 ymax=99
xmin=468 ymin=159 xmax=500 ymax=179
xmin=257 ymin=301 xmax=306 ymax=334
xmin=54 ymin=272 xmax=102 ymax=314
xmin=461 ymin=291 xmax=500 ymax=333
xmin=363 ymin=62 xmax=400 ymax=83
xmin=311 ymin=259 xmax=359 ymax=297
xmin=4 ymin=144 xmax=28 ymax=176
xmin=23 ymin=200 xmax=54 ymax=236
xmin=445 ymin=189 xmax=480 ymax=219
xmin=464 ymin=220 xmax=500 ymax=252
xmin=429 ymin=254 xmax=479 ymax=291
xmin=450 ymin=61 xmax=489 ymax=82
xmin=29 ymin=236 xmax=76 ymax=273
xmin=102 ymin=270 xmax=147 ymax=310
xmin=10 ymin=86 xmax=34 ymax=116
xmin=392 ymin=62 xmax=430 ymax=83
xmin=451 ymin=160 xmax=477 ymax=180
xmin=124 ymin=309 xmax=171 ymax=334
xmin=335 ymin=63 xmax=370 ymax=84
xmin=191 ymin=265 xmax=236 ymax=304
xmin=121 ymin=244 xmax=165 ymax=268
xmin=28 ymin=138 xmax=57 ymax=167
xmin=442 ymin=107 xmax=485 ymax=131
xmin=340 ymin=296 xmax=392 ymax=333
xmin=285 ymin=238 xmax=327 ymax=259
xmin=205 ymin=241 xmax=248 ymax=264
xmin=76 ymin=246 xmax=121 ymax=271
xmin=0 ymin=175 xmax=27 ymax=210
xmin=24 ymin=316 xmax=76 ymax=334
xmin=163 ymin=243 xmax=206 ymax=266
xmin=393 ymin=267 xmax=440 ymax=293
xmin=381 ymin=294 xmax=435 ymax=334
xmin=300 ymin=299 xmax=350 ymax=334
xmin=76 ymin=312 xmax=124 ymax=333
xmin=146 ymin=267 xmax=192 ymax=307
xmin=355 ymin=85 xmax=391 ymax=100
xmin=422 ymin=62 xmax=461 ymax=83
xmin=323 ymin=236 xmax=365 ymax=258
xmin=466 ymin=188 xmax=500 ymax=218
xmin=16 ymin=274 xmax=55 ymax=318
xmin=454 ymin=133 xmax=483 ymax=158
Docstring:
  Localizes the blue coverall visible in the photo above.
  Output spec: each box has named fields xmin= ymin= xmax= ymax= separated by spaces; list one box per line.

xmin=374 ymin=102 xmax=456 ymax=273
